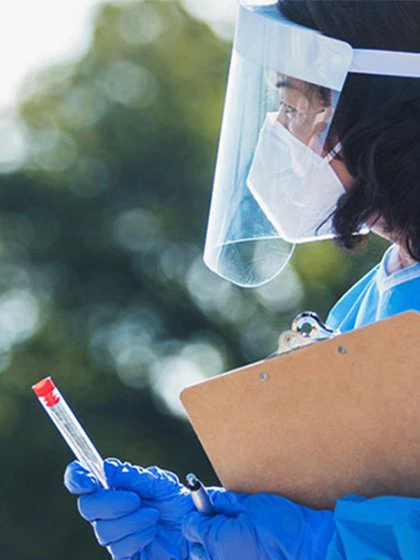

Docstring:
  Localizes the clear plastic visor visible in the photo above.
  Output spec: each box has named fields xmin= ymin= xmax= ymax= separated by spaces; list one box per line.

xmin=203 ymin=4 xmax=353 ymax=287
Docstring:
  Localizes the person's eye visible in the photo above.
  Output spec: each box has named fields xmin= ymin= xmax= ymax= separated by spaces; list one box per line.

xmin=279 ymin=101 xmax=297 ymax=116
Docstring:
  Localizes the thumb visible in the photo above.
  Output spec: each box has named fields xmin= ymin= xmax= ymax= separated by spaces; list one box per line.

xmin=103 ymin=459 xmax=155 ymax=496
xmin=183 ymin=512 xmax=213 ymax=545
xmin=208 ymin=489 xmax=246 ymax=515
xmin=64 ymin=460 xmax=100 ymax=495
xmin=183 ymin=511 xmax=230 ymax=546
xmin=104 ymin=459 xmax=181 ymax=499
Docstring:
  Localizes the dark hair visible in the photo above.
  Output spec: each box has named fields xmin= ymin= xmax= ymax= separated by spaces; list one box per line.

xmin=277 ymin=0 xmax=420 ymax=260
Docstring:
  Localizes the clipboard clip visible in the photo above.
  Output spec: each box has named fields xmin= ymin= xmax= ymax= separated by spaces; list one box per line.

xmin=272 ymin=312 xmax=340 ymax=357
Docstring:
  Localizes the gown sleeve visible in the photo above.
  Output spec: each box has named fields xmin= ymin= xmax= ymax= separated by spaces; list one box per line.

xmin=326 ymin=494 xmax=420 ymax=559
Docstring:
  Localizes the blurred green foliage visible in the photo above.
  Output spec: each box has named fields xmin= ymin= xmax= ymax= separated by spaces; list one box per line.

xmin=0 ymin=1 xmax=387 ymax=557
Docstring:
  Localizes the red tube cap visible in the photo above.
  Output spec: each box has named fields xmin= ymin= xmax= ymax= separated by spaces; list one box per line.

xmin=32 ymin=377 xmax=60 ymax=406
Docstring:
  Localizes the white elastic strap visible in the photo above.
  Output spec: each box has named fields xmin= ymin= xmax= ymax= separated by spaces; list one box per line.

xmin=351 ymin=49 xmax=420 ymax=78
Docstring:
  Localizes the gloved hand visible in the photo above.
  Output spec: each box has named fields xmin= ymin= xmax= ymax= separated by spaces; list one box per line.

xmin=183 ymin=488 xmax=335 ymax=560
xmin=64 ymin=459 xmax=195 ymax=560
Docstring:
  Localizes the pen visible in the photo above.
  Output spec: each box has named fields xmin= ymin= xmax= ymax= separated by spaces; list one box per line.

xmin=185 ymin=473 xmax=215 ymax=515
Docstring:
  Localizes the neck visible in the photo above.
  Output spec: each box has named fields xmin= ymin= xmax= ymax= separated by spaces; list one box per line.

xmin=370 ymin=222 xmax=418 ymax=272
xmin=388 ymin=244 xmax=417 ymax=273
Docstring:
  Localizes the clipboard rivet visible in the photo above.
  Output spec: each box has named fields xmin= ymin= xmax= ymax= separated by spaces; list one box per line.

xmin=259 ymin=372 xmax=270 ymax=382
xmin=338 ymin=345 xmax=347 ymax=354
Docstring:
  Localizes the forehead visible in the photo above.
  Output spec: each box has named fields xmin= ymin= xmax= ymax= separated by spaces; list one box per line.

xmin=276 ymin=75 xmax=317 ymax=96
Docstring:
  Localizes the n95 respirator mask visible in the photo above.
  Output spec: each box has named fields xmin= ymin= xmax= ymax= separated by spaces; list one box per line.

xmin=247 ymin=112 xmax=344 ymax=244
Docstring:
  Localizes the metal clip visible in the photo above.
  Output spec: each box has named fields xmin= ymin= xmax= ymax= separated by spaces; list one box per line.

xmin=272 ymin=312 xmax=340 ymax=357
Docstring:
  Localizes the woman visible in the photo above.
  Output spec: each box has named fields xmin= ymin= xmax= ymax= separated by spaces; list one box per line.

xmin=65 ymin=1 xmax=420 ymax=558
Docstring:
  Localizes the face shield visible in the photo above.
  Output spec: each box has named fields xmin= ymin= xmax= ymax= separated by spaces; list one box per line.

xmin=204 ymin=1 xmax=420 ymax=288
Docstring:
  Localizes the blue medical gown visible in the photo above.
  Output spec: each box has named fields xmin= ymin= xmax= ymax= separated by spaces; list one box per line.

xmin=325 ymin=245 xmax=420 ymax=559
xmin=327 ymin=245 xmax=420 ymax=333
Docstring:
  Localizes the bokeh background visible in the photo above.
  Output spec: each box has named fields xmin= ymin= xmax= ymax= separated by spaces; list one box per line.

xmin=0 ymin=1 xmax=388 ymax=557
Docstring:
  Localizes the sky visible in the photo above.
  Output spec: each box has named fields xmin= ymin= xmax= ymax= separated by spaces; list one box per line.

xmin=0 ymin=0 xmax=238 ymax=172
xmin=0 ymin=0 xmax=238 ymax=110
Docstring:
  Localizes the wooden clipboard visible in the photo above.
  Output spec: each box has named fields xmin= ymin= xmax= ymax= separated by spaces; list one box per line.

xmin=180 ymin=311 xmax=420 ymax=510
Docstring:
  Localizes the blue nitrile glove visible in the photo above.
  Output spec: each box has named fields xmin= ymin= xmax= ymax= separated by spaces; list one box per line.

xmin=64 ymin=459 xmax=195 ymax=560
xmin=183 ymin=488 xmax=335 ymax=560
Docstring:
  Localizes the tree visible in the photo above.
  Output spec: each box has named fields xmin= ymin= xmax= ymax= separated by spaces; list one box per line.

xmin=0 ymin=2 xmax=386 ymax=557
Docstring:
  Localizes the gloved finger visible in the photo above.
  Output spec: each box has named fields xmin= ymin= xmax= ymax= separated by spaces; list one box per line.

xmin=93 ymin=507 xmax=159 ymax=546
xmin=208 ymin=489 xmax=245 ymax=515
xmin=107 ymin=526 xmax=157 ymax=558
xmin=183 ymin=512 xmax=217 ymax=544
xmin=104 ymin=459 xmax=181 ymax=499
xmin=78 ymin=489 xmax=141 ymax=522
xmin=184 ymin=511 xmax=240 ymax=545
xmin=104 ymin=459 xmax=151 ymax=494
xmin=154 ymin=529 xmax=186 ymax=558
xmin=64 ymin=460 xmax=100 ymax=495
xmin=190 ymin=543 xmax=209 ymax=560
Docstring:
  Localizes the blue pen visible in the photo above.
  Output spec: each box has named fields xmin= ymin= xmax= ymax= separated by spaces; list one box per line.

xmin=186 ymin=473 xmax=215 ymax=515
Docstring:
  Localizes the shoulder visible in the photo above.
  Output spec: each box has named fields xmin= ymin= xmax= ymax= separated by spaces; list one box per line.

xmin=327 ymin=265 xmax=379 ymax=331
xmin=380 ymin=268 xmax=420 ymax=316
xmin=328 ymin=256 xmax=420 ymax=332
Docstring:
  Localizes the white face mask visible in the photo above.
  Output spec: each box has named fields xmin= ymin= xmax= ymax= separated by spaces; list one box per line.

xmin=246 ymin=112 xmax=345 ymax=244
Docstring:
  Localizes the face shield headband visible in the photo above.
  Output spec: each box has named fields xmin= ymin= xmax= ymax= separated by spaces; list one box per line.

xmin=203 ymin=1 xmax=420 ymax=288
